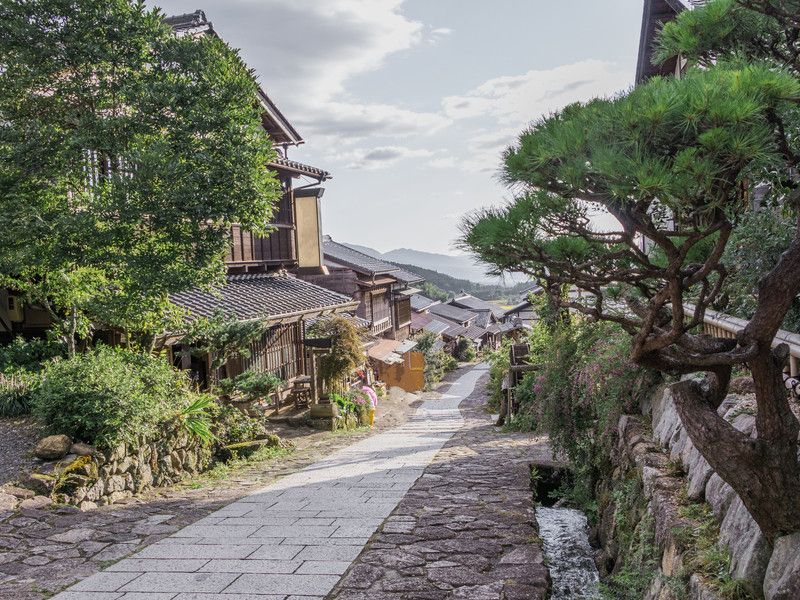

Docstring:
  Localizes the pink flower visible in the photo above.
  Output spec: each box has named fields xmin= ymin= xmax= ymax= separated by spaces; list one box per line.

xmin=361 ymin=385 xmax=378 ymax=408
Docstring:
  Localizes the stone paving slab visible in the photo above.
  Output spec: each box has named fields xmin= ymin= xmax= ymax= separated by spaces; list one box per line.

xmin=50 ymin=367 xmax=487 ymax=600
xmin=327 ymin=369 xmax=554 ymax=600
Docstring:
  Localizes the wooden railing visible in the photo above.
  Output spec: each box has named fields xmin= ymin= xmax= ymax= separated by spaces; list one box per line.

xmin=226 ymin=224 xmax=296 ymax=267
xmin=686 ymin=303 xmax=800 ymax=394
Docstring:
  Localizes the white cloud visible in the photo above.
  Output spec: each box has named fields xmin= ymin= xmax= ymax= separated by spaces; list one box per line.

xmin=336 ymin=146 xmax=436 ymax=170
xmin=155 ymin=0 xmax=449 ymax=142
xmin=293 ymin=101 xmax=450 ymax=142
xmin=442 ymin=60 xmax=631 ymax=124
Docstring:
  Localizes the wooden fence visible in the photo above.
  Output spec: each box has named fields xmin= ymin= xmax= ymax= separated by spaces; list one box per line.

xmin=685 ymin=303 xmax=800 ymax=396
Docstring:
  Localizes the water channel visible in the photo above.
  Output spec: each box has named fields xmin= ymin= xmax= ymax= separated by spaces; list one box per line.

xmin=535 ymin=505 xmax=601 ymax=599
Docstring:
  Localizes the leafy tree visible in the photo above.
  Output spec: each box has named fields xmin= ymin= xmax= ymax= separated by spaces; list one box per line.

xmin=307 ymin=316 xmax=366 ymax=392
xmin=460 ymin=60 xmax=800 ymax=540
xmin=416 ymin=330 xmax=456 ymax=388
xmin=0 ymin=0 xmax=281 ymax=354
xmin=420 ymin=281 xmax=449 ymax=302
xmin=453 ymin=337 xmax=476 ymax=362
xmin=719 ymin=209 xmax=800 ymax=331
xmin=182 ymin=311 xmax=270 ymax=372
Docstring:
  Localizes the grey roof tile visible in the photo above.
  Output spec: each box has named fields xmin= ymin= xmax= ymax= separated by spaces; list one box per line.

xmin=411 ymin=294 xmax=439 ymax=312
xmin=428 ymin=303 xmax=476 ymax=324
xmin=171 ymin=273 xmax=356 ymax=322
xmin=269 ymin=157 xmax=331 ymax=180
xmin=323 ymin=237 xmax=400 ymax=277
xmin=450 ymin=294 xmax=505 ymax=319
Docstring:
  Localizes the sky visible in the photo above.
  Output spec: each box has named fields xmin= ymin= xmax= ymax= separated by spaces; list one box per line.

xmin=152 ymin=0 xmax=644 ymax=255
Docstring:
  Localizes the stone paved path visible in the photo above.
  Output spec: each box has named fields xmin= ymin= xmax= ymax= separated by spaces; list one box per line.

xmin=0 ymin=378 xmax=423 ymax=600
xmin=49 ymin=366 xmax=489 ymax=599
xmin=327 ymin=370 xmax=553 ymax=600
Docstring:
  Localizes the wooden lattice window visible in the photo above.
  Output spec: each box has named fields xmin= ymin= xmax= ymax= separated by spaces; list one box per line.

xmin=244 ymin=322 xmax=304 ymax=381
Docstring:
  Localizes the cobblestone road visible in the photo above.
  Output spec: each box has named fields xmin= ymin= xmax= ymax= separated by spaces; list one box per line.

xmin=0 ymin=380 xmax=423 ymax=600
xmin=327 ymin=370 xmax=553 ymax=600
xmin=45 ymin=366 xmax=489 ymax=600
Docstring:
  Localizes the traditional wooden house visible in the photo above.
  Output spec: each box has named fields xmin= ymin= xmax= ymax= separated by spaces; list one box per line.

xmin=636 ymin=0 xmax=690 ymax=84
xmin=301 ymin=236 xmax=423 ymax=341
xmin=158 ymin=12 xmax=360 ymax=401
xmin=449 ymin=293 xmax=504 ymax=329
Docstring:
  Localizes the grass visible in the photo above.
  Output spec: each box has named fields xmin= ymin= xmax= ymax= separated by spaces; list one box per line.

xmin=331 ymin=425 xmax=371 ymax=436
xmin=672 ymin=492 xmax=756 ymax=600
xmin=183 ymin=445 xmax=292 ymax=489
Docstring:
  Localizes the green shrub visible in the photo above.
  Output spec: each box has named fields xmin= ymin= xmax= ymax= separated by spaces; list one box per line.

xmin=485 ymin=339 xmax=512 ymax=412
xmin=32 ymin=346 xmax=205 ymax=449
xmin=453 ymin=337 xmax=477 ymax=362
xmin=217 ymin=370 xmax=283 ymax=403
xmin=307 ymin=317 xmax=366 ymax=392
xmin=417 ymin=331 xmax=457 ymax=388
xmin=0 ymin=371 xmax=39 ymax=417
xmin=209 ymin=402 xmax=266 ymax=446
xmin=330 ymin=389 xmax=371 ymax=417
xmin=0 ymin=336 xmax=65 ymax=373
xmin=510 ymin=318 xmax=661 ymax=517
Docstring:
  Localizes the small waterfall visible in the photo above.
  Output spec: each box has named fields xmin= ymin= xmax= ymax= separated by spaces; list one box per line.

xmin=535 ymin=506 xmax=600 ymax=599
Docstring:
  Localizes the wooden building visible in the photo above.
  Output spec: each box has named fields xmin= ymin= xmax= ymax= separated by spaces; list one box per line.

xmin=163 ymin=11 xmax=358 ymax=400
xmin=301 ymin=237 xmax=423 ymax=341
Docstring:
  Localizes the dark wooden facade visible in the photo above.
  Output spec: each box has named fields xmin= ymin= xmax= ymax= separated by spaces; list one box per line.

xmin=394 ymin=296 xmax=412 ymax=330
xmin=366 ymin=288 xmax=392 ymax=335
xmin=242 ymin=322 xmax=305 ymax=382
xmin=226 ymin=176 xmax=298 ymax=271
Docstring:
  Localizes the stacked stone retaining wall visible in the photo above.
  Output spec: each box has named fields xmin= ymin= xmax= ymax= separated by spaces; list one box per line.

xmin=598 ymin=383 xmax=799 ymax=600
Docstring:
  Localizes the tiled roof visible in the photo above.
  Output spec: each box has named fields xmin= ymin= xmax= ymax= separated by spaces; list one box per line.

xmin=463 ymin=325 xmax=490 ymax=341
xmin=411 ymin=294 xmax=439 ymax=312
xmin=171 ymin=273 xmax=356 ymax=322
xmin=269 ymin=157 xmax=331 ymax=180
xmin=474 ymin=312 xmax=492 ymax=329
xmin=430 ymin=339 xmax=445 ymax=354
xmin=392 ymin=267 xmax=424 ymax=286
xmin=428 ymin=303 xmax=476 ymax=325
xmin=165 ymin=10 xmax=211 ymax=32
xmin=423 ymin=319 xmax=451 ymax=336
xmin=411 ymin=312 xmax=432 ymax=331
xmin=505 ymin=300 xmax=535 ymax=318
xmin=450 ymin=294 xmax=505 ymax=319
xmin=442 ymin=324 xmax=467 ymax=339
xmin=368 ymin=339 xmax=416 ymax=364
xmin=323 ymin=237 xmax=400 ymax=277
xmin=306 ymin=313 xmax=370 ymax=332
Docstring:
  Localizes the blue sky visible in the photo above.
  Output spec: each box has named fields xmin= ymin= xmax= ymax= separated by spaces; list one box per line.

xmin=153 ymin=1 xmax=644 ymax=255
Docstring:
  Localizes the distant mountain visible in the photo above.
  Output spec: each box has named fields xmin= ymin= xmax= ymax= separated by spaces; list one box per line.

xmin=341 ymin=243 xmax=520 ymax=286
xmin=392 ymin=262 xmax=531 ymax=303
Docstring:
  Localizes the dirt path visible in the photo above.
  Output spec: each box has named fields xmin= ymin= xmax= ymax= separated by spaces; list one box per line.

xmin=0 ymin=417 xmax=42 ymax=486
xmin=327 ymin=370 xmax=554 ymax=600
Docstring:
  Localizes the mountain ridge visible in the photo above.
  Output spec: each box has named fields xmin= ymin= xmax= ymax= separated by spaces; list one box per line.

xmin=341 ymin=242 xmax=518 ymax=286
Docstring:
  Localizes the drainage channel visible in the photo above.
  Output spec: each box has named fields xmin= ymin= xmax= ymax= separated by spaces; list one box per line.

xmin=531 ymin=466 xmax=601 ymax=599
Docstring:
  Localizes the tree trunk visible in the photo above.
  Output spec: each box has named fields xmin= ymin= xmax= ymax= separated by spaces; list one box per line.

xmin=64 ymin=306 xmax=79 ymax=358
xmin=671 ymin=355 xmax=800 ymax=542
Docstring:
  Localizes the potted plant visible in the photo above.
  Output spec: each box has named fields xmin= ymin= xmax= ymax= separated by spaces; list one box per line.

xmin=217 ymin=370 xmax=283 ymax=416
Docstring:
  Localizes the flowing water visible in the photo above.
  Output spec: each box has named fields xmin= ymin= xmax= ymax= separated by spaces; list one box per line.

xmin=535 ymin=506 xmax=601 ymax=599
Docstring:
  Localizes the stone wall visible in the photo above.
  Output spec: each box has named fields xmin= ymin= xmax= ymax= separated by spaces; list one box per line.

xmin=21 ymin=427 xmax=211 ymax=511
xmin=596 ymin=383 xmax=799 ymax=600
